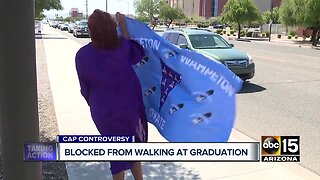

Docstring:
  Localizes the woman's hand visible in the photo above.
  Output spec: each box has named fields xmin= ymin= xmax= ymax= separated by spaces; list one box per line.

xmin=116 ymin=12 xmax=130 ymax=39
xmin=116 ymin=12 xmax=126 ymax=26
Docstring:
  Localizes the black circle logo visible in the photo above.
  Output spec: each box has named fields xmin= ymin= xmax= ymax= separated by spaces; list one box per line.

xmin=262 ymin=137 xmax=280 ymax=154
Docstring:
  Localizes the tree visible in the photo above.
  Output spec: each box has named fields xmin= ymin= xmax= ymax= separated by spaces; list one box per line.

xmin=222 ymin=0 xmax=261 ymax=39
xmin=134 ymin=0 xmax=161 ymax=23
xmin=209 ymin=16 xmax=222 ymax=25
xmin=35 ymin=0 xmax=63 ymax=18
xmin=135 ymin=16 xmax=149 ymax=23
xmin=263 ymin=7 xmax=280 ymax=24
xmin=279 ymin=0 xmax=305 ymax=26
xmin=279 ymin=0 xmax=320 ymax=45
xmin=304 ymin=0 xmax=320 ymax=45
xmin=181 ymin=17 xmax=192 ymax=24
xmin=191 ymin=16 xmax=206 ymax=24
xmin=159 ymin=2 xmax=185 ymax=27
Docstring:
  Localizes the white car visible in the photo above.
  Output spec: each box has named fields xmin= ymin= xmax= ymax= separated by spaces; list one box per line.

xmin=35 ymin=20 xmax=43 ymax=34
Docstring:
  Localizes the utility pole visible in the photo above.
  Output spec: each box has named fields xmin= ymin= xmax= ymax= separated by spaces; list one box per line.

xmin=0 ymin=0 xmax=42 ymax=179
xmin=269 ymin=0 xmax=274 ymax=42
xmin=86 ymin=0 xmax=88 ymax=19
xmin=106 ymin=0 xmax=108 ymax=12
xmin=204 ymin=0 xmax=206 ymax=18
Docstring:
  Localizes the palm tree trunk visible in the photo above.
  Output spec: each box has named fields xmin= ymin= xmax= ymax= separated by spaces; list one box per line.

xmin=310 ymin=27 xmax=316 ymax=43
xmin=238 ymin=23 xmax=241 ymax=39
xmin=313 ymin=28 xmax=320 ymax=46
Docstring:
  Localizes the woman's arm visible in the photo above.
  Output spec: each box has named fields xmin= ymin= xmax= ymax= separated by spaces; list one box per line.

xmin=75 ymin=56 xmax=90 ymax=105
xmin=116 ymin=12 xmax=130 ymax=39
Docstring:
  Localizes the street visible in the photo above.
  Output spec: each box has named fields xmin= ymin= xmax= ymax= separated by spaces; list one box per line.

xmin=230 ymin=40 xmax=320 ymax=175
xmin=57 ymin=29 xmax=320 ymax=175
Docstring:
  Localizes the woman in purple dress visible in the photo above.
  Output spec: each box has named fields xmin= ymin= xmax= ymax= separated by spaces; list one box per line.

xmin=75 ymin=10 xmax=148 ymax=180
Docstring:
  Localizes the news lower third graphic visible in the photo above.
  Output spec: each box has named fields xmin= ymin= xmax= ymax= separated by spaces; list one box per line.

xmin=24 ymin=135 xmax=260 ymax=162
xmin=261 ymin=136 xmax=300 ymax=162
xmin=24 ymin=143 xmax=57 ymax=161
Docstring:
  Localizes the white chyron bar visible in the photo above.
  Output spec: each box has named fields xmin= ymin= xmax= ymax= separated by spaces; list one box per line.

xmin=58 ymin=143 xmax=260 ymax=161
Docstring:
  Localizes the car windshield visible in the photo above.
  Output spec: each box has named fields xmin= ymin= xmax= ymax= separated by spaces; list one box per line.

xmin=79 ymin=22 xmax=88 ymax=27
xmin=189 ymin=34 xmax=231 ymax=49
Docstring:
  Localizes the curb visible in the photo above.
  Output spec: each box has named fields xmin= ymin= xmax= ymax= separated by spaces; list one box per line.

xmin=225 ymin=36 xmax=320 ymax=49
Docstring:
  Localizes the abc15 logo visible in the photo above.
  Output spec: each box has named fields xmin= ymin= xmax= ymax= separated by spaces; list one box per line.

xmin=261 ymin=136 xmax=300 ymax=155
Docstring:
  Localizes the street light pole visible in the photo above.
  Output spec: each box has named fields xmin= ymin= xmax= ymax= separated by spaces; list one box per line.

xmin=269 ymin=0 xmax=274 ymax=42
xmin=204 ymin=0 xmax=206 ymax=18
xmin=0 ymin=0 xmax=42 ymax=179
xmin=86 ymin=0 xmax=88 ymax=19
xmin=127 ymin=1 xmax=130 ymax=15
xmin=106 ymin=0 xmax=108 ymax=12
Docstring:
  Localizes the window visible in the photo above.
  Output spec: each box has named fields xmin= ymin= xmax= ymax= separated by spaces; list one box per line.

xmin=189 ymin=34 xmax=230 ymax=49
xmin=167 ymin=33 xmax=179 ymax=45
xmin=162 ymin=33 xmax=169 ymax=40
xmin=177 ymin=34 xmax=188 ymax=45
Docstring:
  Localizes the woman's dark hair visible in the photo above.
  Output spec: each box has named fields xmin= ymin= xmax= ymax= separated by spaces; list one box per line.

xmin=88 ymin=9 xmax=120 ymax=49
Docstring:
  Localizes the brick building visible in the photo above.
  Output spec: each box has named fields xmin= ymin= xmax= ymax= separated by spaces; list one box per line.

xmin=69 ymin=8 xmax=82 ymax=18
xmin=167 ymin=0 xmax=282 ymax=18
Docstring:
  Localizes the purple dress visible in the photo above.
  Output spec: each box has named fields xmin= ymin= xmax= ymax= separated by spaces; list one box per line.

xmin=75 ymin=37 xmax=148 ymax=175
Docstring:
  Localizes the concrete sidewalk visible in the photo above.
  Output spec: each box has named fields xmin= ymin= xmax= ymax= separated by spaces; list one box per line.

xmin=222 ymin=35 xmax=320 ymax=50
xmin=39 ymin=25 xmax=320 ymax=180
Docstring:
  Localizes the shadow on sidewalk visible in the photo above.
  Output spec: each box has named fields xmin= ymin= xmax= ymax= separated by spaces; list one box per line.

xmin=238 ymin=82 xmax=266 ymax=94
xmin=66 ymin=162 xmax=200 ymax=180
xmin=35 ymin=35 xmax=67 ymax=40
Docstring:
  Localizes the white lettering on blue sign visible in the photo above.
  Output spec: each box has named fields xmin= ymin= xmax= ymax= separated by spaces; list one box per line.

xmin=180 ymin=56 xmax=235 ymax=97
xmin=134 ymin=38 xmax=161 ymax=50
xmin=149 ymin=108 xmax=166 ymax=130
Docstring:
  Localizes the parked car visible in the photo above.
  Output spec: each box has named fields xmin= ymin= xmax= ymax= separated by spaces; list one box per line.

xmin=68 ymin=23 xmax=75 ymax=33
xmin=73 ymin=20 xmax=89 ymax=38
xmin=52 ymin=22 xmax=59 ymax=28
xmin=162 ymin=28 xmax=255 ymax=80
xmin=60 ymin=23 xmax=69 ymax=31
xmin=57 ymin=22 xmax=64 ymax=29
xmin=34 ymin=20 xmax=42 ymax=34
xmin=212 ymin=24 xmax=224 ymax=29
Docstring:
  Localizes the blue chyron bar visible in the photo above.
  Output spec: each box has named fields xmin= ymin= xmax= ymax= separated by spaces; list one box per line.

xmin=24 ymin=143 xmax=57 ymax=161
xmin=57 ymin=135 xmax=134 ymax=143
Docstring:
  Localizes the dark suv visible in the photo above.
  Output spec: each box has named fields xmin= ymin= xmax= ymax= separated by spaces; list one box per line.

xmin=162 ymin=28 xmax=255 ymax=80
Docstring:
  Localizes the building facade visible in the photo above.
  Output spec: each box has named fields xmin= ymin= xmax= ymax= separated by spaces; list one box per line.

xmin=69 ymin=8 xmax=82 ymax=18
xmin=167 ymin=0 xmax=200 ymax=17
xmin=167 ymin=0 xmax=282 ymax=18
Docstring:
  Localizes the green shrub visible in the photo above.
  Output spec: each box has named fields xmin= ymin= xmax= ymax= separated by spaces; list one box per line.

xmin=261 ymin=33 xmax=266 ymax=37
xmin=277 ymin=34 xmax=281 ymax=38
xmin=203 ymin=23 xmax=209 ymax=28
xmin=197 ymin=23 xmax=209 ymax=28
xmin=223 ymin=30 xmax=227 ymax=34
xmin=288 ymin=35 xmax=292 ymax=39
xmin=265 ymin=32 xmax=270 ymax=37
xmin=216 ymin=29 xmax=223 ymax=34
xmin=230 ymin=30 xmax=235 ymax=35
xmin=240 ymin=30 xmax=245 ymax=37
xmin=288 ymin=30 xmax=297 ymax=36
xmin=294 ymin=35 xmax=298 ymax=39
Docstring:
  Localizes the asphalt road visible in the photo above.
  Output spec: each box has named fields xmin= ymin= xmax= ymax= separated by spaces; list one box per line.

xmin=56 ymin=29 xmax=320 ymax=175
xmin=230 ymin=40 xmax=320 ymax=175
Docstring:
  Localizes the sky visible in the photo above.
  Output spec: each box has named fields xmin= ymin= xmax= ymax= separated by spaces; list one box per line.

xmin=44 ymin=0 xmax=135 ymax=18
